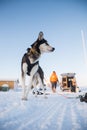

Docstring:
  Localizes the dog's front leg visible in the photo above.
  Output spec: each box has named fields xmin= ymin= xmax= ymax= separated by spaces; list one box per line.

xmin=25 ymin=76 xmax=33 ymax=99
xmin=21 ymin=74 xmax=27 ymax=100
xmin=21 ymin=63 xmax=28 ymax=100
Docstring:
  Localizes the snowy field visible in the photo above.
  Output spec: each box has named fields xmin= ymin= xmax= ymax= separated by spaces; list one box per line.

xmin=0 ymin=88 xmax=87 ymax=130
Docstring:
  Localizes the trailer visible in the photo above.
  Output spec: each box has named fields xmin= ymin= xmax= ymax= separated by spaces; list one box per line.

xmin=60 ymin=73 xmax=79 ymax=92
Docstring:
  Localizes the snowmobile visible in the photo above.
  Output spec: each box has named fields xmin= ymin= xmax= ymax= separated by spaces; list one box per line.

xmin=79 ymin=93 xmax=87 ymax=103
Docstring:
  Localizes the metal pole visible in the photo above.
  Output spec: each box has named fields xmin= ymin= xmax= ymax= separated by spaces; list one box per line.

xmin=81 ymin=30 xmax=87 ymax=67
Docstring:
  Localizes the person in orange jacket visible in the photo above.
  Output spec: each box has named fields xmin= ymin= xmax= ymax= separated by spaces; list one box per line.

xmin=50 ymin=71 xmax=59 ymax=93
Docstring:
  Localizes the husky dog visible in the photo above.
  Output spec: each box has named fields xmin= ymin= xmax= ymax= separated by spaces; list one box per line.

xmin=21 ymin=32 xmax=55 ymax=100
xmin=27 ymin=48 xmax=45 ymax=94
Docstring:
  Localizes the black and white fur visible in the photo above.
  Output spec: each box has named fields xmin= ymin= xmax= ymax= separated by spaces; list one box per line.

xmin=21 ymin=32 xmax=55 ymax=100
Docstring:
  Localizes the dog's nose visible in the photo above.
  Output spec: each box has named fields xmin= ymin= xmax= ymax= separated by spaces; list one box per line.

xmin=52 ymin=47 xmax=55 ymax=51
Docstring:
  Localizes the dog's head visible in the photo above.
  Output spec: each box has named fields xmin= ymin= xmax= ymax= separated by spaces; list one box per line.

xmin=31 ymin=32 xmax=55 ymax=54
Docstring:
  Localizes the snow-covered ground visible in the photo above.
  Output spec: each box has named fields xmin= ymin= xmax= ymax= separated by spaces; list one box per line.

xmin=0 ymin=87 xmax=87 ymax=130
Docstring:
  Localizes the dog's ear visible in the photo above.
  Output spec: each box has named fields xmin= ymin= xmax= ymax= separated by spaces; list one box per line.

xmin=27 ymin=48 xmax=31 ymax=52
xmin=31 ymin=43 xmax=35 ymax=48
xmin=31 ymin=32 xmax=44 ymax=48
xmin=38 ymin=31 xmax=44 ymax=40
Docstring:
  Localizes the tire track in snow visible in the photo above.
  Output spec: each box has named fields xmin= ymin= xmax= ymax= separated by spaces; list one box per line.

xmin=0 ymin=98 xmax=35 ymax=129
xmin=56 ymin=104 xmax=67 ymax=130
xmin=2 ymin=96 xmax=55 ymax=130
xmin=39 ymin=103 xmax=63 ymax=129
xmin=70 ymin=101 xmax=83 ymax=130
xmin=17 ymin=96 xmax=62 ymax=130
xmin=73 ymin=101 xmax=87 ymax=130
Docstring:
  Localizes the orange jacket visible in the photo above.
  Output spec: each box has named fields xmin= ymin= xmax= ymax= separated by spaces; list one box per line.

xmin=50 ymin=72 xmax=58 ymax=82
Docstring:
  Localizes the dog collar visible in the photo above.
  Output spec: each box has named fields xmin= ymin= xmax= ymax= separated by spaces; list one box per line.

xmin=30 ymin=48 xmax=40 ymax=56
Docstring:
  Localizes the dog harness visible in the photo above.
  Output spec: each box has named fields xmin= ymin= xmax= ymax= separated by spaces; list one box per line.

xmin=24 ymin=53 xmax=39 ymax=76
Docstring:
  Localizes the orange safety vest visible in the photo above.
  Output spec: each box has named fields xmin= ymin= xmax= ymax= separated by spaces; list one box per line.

xmin=50 ymin=72 xmax=58 ymax=82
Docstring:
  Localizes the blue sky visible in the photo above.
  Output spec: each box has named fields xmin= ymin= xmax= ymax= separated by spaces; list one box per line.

xmin=0 ymin=0 xmax=87 ymax=86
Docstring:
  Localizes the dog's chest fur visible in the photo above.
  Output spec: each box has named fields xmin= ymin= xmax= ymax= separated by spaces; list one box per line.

xmin=22 ymin=53 xmax=39 ymax=76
